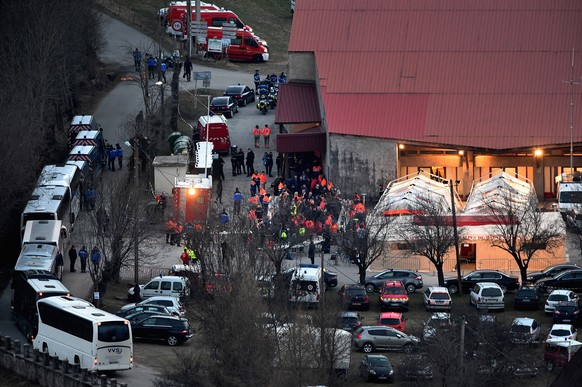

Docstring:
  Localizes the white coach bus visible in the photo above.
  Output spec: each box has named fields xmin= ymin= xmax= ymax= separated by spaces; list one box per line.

xmin=33 ymin=296 xmax=133 ymax=371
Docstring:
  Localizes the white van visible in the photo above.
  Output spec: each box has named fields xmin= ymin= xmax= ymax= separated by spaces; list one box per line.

xmin=127 ymin=275 xmax=189 ymax=300
xmin=289 ymin=266 xmax=322 ymax=308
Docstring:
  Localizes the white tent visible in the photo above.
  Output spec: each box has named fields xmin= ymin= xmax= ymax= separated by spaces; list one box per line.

xmin=464 ymin=171 xmax=534 ymax=215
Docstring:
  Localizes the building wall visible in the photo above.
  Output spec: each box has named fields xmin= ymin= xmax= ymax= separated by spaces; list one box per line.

xmin=328 ymin=134 xmax=397 ymax=199
xmin=288 ymin=52 xmax=316 ymax=82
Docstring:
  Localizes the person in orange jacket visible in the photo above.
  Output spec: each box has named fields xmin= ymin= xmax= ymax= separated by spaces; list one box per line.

xmin=259 ymin=171 xmax=267 ymax=188
xmin=263 ymin=124 xmax=271 ymax=147
xmin=252 ymin=125 xmax=261 ymax=148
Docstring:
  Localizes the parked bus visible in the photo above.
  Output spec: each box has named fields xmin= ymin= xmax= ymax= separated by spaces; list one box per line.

xmin=12 ymin=273 xmax=70 ymax=340
xmin=289 ymin=266 xmax=321 ymax=308
xmin=21 ymin=185 xmax=74 ymax=236
xmin=14 ymin=243 xmax=61 ymax=279
xmin=33 ymin=296 xmax=133 ymax=371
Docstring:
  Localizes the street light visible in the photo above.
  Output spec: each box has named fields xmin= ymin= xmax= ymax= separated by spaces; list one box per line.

xmin=448 ymin=179 xmax=463 ymax=295
xmin=155 ymin=81 xmax=164 ymax=115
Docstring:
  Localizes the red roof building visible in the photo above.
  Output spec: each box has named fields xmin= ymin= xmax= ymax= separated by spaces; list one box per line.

xmin=277 ymin=0 xmax=582 ymax=200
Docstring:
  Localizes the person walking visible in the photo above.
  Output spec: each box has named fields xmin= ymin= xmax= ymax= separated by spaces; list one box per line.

xmin=180 ymin=248 xmax=190 ymax=265
xmin=253 ymin=69 xmax=261 ymax=93
xmin=133 ymin=48 xmax=142 ymax=71
xmin=78 ymin=246 xmax=88 ymax=273
xmin=68 ymin=245 xmax=78 ymax=272
xmin=308 ymin=237 xmax=316 ymax=265
xmin=108 ymin=145 xmax=116 ymax=171
xmin=147 ymin=55 xmax=157 ymax=79
xmin=91 ymin=246 xmax=101 ymax=273
xmin=276 ymin=153 xmax=284 ymax=176
xmin=263 ymin=124 xmax=271 ymax=148
xmin=253 ymin=125 xmax=261 ymax=148
xmin=233 ymin=187 xmax=243 ymax=216
xmin=115 ymin=143 xmax=123 ymax=169
xmin=266 ymin=152 xmax=274 ymax=177
xmin=159 ymin=61 xmax=167 ymax=83
xmin=183 ymin=56 xmax=192 ymax=81
xmin=215 ymin=178 xmax=223 ymax=204
xmin=55 ymin=251 xmax=64 ymax=278
xmin=237 ymin=148 xmax=245 ymax=175
xmin=246 ymin=148 xmax=255 ymax=176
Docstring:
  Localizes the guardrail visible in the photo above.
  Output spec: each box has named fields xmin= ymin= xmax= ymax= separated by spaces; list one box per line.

xmin=0 ymin=336 xmax=126 ymax=387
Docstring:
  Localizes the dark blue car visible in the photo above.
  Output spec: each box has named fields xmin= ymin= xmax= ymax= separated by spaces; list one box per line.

xmin=553 ymin=301 xmax=580 ymax=324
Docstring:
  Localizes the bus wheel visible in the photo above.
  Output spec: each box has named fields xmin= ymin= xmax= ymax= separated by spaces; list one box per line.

xmin=167 ymin=335 xmax=179 ymax=346
xmin=42 ymin=343 xmax=48 ymax=353
xmin=74 ymin=355 xmax=80 ymax=366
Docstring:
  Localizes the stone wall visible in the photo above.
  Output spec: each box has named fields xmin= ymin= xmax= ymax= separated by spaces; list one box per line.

xmin=328 ymin=134 xmax=397 ymax=200
xmin=0 ymin=336 xmax=126 ymax=387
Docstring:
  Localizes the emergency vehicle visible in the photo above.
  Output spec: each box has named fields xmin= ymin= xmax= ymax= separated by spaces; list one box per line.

xmin=196 ymin=115 xmax=231 ymax=155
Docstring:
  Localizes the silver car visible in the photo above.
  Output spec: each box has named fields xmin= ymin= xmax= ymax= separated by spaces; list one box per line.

xmin=353 ymin=325 xmax=419 ymax=353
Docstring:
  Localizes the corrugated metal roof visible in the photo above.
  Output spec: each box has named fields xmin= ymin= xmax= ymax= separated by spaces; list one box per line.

xmin=275 ymin=82 xmax=321 ymax=124
xmin=289 ymin=0 xmax=582 ymax=149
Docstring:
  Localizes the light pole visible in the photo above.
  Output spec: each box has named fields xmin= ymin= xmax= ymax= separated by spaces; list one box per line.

xmin=156 ymin=81 xmax=164 ymax=116
xmin=449 ymin=179 xmax=463 ymax=295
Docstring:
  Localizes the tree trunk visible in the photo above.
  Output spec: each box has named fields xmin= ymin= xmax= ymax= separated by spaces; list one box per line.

xmin=519 ymin=264 xmax=528 ymax=285
xmin=436 ymin=263 xmax=445 ymax=287
xmin=358 ymin=263 xmax=366 ymax=285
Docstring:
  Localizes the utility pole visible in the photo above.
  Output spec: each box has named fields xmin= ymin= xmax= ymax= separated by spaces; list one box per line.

xmin=449 ymin=179 xmax=462 ymax=294
xmin=562 ymin=48 xmax=580 ymax=171
xmin=186 ymin=1 xmax=192 ymax=58
xmin=133 ymin=138 xmax=140 ymax=289
xmin=320 ymin=247 xmax=325 ymax=304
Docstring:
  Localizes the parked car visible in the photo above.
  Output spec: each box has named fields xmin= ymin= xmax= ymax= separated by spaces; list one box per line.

xmin=544 ymin=290 xmax=579 ymax=314
xmin=209 ymin=96 xmax=239 ymax=118
xmin=120 ymin=296 xmax=185 ymax=317
xmin=127 ymin=275 xmax=189 ymax=300
xmin=337 ymin=311 xmax=363 ymax=332
xmin=514 ymin=285 xmax=543 ymax=310
xmin=124 ymin=311 xmax=166 ymax=324
xmin=353 ymin=326 xmax=418 ymax=353
xmin=130 ymin=315 xmax=193 ymax=346
xmin=547 ymin=324 xmax=577 ymax=341
xmin=422 ymin=313 xmax=453 ymax=341
xmin=469 ymin=282 xmax=505 ymax=310
xmin=364 ymin=269 xmax=423 ymax=293
xmin=296 ymin=264 xmax=337 ymax=288
xmin=423 ymin=286 xmax=452 ymax=311
xmin=444 ymin=270 xmax=519 ymax=294
xmin=379 ymin=280 xmax=409 ymax=311
xmin=338 ymin=284 xmax=370 ymax=310
xmin=377 ymin=312 xmax=407 ymax=332
xmin=526 ymin=264 xmax=581 ymax=283
xmin=400 ymin=353 xmax=434 ymax=381
xmin=224 ymin=84 xmax=256 ymax=107
xmin=116 ymin=304 xmax=174 ymax=318
xmin=553 ymin=301 xmax=581 ymax=324
xmin=509 ymin=317 xmax=541 ymax=344
xmin=544 ymin=339 xmax=582 ymax=371
xmin=536 ymin=269 xmax=582 ymax=294
xmin=359 ymin=354 xmax=395 ymax=383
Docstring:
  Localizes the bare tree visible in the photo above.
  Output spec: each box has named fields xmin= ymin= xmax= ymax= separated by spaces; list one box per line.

xmin=336 ymin=209 xmax=393 ymax=285
xmin=482 ymin=192 xmax=563 ymax=284
xmin=394 ymin=196 xmax=464 ymax=286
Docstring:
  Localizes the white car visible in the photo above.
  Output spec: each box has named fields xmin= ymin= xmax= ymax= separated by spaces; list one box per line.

xmin=121 ymin=296 xmax=185 ymax=317
xmin=469 ymin=282 xmax=504 ymax=310
xmin=545 ymin=290 xmax=578 ymax=314
xmin=547 ymin=324 xmax=577 ymax=341
xmin=509 ymin=317 xmax=541 ymax=344
xmin=127 ymin=275 xmax=189 ymax=300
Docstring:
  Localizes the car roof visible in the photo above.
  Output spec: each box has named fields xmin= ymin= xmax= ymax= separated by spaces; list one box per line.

xmin=474 ymin=282 xmax=502 ymax=288
xmin=379 ymin=312 xmax=402 ymax=318
xmin=550 ymin=289 xmax=575 ymax=295
xmin=363 ymin=325 xmax=400 ymax=331
xmin=382 ymin=280 xmax=405 ymax=287
xmin=226 ymin=84 xmax=246 ymax=89
xmin=366 ymin=354 xmax=389 ymax=359
xmin=512 ymin=317 xmax=536 ymax=326
xmin=212 ymin=96 xmax=230 ymax=102
xmin=551 ymin=324 xmax=574 ymax=330
xmin=344 ymin=283 xmax=365 ymax=289
xmin=428 ymin=312 xmax=450 ymax=320
xmin=427 ymin=286 xmax=449 ymax=292
xmin=142 ymin=296 xmax=180 ymax=301
xmin=340 ymin=311 xmax=360 ymax=317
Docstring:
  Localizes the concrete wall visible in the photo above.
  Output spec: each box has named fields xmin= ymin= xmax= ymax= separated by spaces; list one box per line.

xmin=288 ymin=52 xmax=316 ymax=82
xmin=328 ymin=134 xmax=397 ymax=199
xmin=0 ymin=336 xmax=125 ymax=387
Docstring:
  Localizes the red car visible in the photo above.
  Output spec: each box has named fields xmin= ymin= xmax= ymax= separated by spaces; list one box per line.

xmin=377 ymin=312 xmax=407 ymax=332
xmin=379 ymin=280 xmax=409 ymax=311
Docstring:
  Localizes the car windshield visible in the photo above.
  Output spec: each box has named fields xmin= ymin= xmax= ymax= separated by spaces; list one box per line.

xmin=225 ymin=86 xmax=243 ymax=94
xmin=380 ymin=318 xmax=401 ymax=325
xmin=383 ymin=287 xmax=405 ymax=295
xmin=518 ymin=289 xmax=536 ymax=297
xmin=212 ymin=98 xmax=228 ymax=106
xmin=481 ymin=288 xmax=502 ymax=297
xmin=431 ymin=293 xmax=450 ymax=300
xmin=369 ymin=357 xmax=390 ymax=367
xmin=550 ymin=329 xmax=570 ymax=336
xmin=511 ymin=325 xmax=531 ymax=333
xmin=549 ymin=294 xmax=568 ymax=302
xmin=347 ymin=289 xmax=366 ymax=296
xmin=340 ymin=317 xmax=358 ymax=325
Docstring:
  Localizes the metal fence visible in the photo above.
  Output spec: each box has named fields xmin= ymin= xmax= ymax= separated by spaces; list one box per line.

xmin=118 ymin=266 xmax=173 ymax=283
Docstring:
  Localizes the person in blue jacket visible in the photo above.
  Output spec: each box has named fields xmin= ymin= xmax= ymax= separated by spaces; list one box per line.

xmin=147 ymin=55 xmax=157 ymax=79
xmin=115 ymin=143 xmax=123 ymax=170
